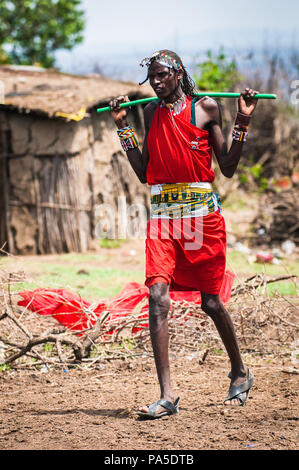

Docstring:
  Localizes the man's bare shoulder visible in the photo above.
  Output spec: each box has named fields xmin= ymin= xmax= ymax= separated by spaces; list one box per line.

xmin=143 ymin=100 xmax=159 ymax=128
xmin=196 ymin=96 xmax=221 ymax=124
xmin=144 ymin=100 xmax=159 ymax=116
xmin=196 ymin=95 xmax=219 ymax=112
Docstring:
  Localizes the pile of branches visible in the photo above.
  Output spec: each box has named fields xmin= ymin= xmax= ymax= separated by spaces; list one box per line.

xmin=0 ymin=267 xmax=298 ymax=371
xmin=252 ymin=188 xmax=299 ymax=245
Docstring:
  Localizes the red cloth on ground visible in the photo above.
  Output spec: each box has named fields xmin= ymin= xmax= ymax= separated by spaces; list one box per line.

xmin=17 ymin=275 xmax=235 ymax=334
xmin=145 ymin=95 xmax=227 ymax=294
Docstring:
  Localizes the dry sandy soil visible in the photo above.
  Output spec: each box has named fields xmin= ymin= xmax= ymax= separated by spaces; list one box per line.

xmin=0 ymin=206 xmax=298 ymax=454
xmin=0 ymin=352 xmax=297 ymax=452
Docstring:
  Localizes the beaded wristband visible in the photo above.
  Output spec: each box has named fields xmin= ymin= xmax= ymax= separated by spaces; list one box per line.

xmin=232 ymin=125 xmax=248 ymax=142
xmin=117 ymin=126 xmax=139 ymax=151
xmin=232 ymin=117 xmax=249 ymax=142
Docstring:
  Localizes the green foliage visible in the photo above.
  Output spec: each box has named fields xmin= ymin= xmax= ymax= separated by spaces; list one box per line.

xmin=44 ymin=343 xmax=54 ymax=354
xmin=0 ymin=0 xmax=85 ymax=67
xmin=239 ymin=162 xmax=268 ymax=191
xmin=99 ymin=238 xmax=127 ymax=249
xmin=213 ymin=348 xmax=224 ymax=355
xmin=193 ymin=47 xmax=243 ymax=91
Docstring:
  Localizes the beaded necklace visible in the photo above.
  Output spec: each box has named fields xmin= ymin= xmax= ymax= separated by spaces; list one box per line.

xmin=160 ymin=93 xmax=187 ymax=116
xmin=161 ymin=94 xmax=200 ymax=150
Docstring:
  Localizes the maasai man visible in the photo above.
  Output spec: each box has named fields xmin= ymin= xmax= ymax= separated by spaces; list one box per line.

xmin=109 ymin=50 xmax=258 ymax=419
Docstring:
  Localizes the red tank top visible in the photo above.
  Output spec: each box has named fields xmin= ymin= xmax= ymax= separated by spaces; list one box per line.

xmin=146 ymin=95 xmax=215 ymax=185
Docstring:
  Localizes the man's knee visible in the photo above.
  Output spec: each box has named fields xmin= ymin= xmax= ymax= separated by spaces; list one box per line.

xmin=201 ymin=294 xmax=223 ymax=318
xmin=149 ymin=283 xmax=170 ymax=316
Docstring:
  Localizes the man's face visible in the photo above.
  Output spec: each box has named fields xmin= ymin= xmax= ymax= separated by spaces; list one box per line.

xmin=148 ymin=61 xmax=181 ymax=99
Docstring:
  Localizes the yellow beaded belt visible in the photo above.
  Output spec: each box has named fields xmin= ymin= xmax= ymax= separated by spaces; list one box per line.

xmin=150 ymin=183 xmax=221 ymax=219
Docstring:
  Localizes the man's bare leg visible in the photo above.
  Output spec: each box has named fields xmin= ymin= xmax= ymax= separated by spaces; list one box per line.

xmin=201 ymin=292 xmax=250 ymax=405
xmin=138 ymin=282 xmax=175 ymax=414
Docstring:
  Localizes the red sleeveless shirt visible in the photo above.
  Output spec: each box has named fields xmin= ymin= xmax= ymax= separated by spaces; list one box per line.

xmin=146 ymin=95 xmax=215 ymax=185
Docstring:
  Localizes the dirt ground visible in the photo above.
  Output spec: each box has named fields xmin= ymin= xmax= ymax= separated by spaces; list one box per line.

xmin=0 ymin=352 xmax=298 ymax=451
xmin=0 ymin=209 xmax=298 ymax=453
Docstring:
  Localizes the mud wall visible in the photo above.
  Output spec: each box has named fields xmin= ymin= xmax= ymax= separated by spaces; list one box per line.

xmin=0 ymin=105 xmax=149 ymax=255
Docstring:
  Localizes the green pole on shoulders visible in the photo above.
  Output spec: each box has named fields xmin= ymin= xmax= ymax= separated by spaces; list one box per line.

xmin=96 ymin=93 xmax=277 ymax=114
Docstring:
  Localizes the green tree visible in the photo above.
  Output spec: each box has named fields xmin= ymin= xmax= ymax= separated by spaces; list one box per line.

xmin=0 ymin=0 xmax=85 ymax=68
xmin=194 ymin=47 xmax=243 ymax=91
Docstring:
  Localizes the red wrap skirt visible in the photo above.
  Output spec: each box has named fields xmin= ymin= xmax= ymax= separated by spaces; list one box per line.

xmin=145 ymin=211 xmax=226 ymax=295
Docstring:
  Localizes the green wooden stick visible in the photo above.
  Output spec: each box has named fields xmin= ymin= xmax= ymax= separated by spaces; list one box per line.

xmin=97 ymin=93 xmax=276 ymax=114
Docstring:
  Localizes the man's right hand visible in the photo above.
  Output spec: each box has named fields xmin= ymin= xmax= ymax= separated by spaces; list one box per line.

xmin=109 ymin=95 xmax=130 ymax=128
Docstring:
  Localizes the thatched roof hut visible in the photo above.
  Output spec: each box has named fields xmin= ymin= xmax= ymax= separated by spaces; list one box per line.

xmin=0 ymin=66 xmax=152 ymax=255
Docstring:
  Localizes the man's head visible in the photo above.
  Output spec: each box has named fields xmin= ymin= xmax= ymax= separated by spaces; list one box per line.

xmin=140 ymin=49 xmax=197 ymax=98
xmin=147 ymin=60 xmax=183 ymax=99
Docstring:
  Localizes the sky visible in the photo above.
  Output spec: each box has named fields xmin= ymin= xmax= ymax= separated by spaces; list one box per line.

xmin=55 ymin=0 xmax=299 ymax=80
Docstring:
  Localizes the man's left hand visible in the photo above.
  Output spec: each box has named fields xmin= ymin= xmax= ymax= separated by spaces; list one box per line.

xmin=238 ymin=88 xmax=259 ymax=116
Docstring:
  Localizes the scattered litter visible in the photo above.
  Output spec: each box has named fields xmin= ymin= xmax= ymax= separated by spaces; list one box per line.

xmin=274 ymin=176 xmax=292 ymax=189
xmin=227 ymin=233 xmax=237 ymax=247
xmin=187 ymin=353 xmax=197 ymax=361
xmin=235 ymin=242 xmax=251 ymax=254
xmin=77 ymin=269 xmax=90 ymax=275
xmin=271 ymin=248 xmax=282 ymax=259
xmin=255 ymin=251 xmax=281 ymax=264
xmin=292 ymin=172 xmax=299 ymax=184
xmin=256 ymin=252 xmax=274 ymax=263
xmin=281 ymin=240 xmax=296 ymax=255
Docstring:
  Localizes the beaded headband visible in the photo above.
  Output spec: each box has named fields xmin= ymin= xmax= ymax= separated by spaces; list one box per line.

xmin=140 ymin=51 xmax=182 ymax=71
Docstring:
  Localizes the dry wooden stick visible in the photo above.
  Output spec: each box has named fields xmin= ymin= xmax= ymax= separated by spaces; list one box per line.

xmin=272 ymin=310 xmax=299 ymax=329
xmin=199 ymin=348 xmax=210 ymax=365
xmin=231 ymin=273 xmax=297 ymax=296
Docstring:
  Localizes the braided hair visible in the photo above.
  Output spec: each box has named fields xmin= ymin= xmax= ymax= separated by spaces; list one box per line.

xmin=139 ymin=49 xmax=198 ymax=96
